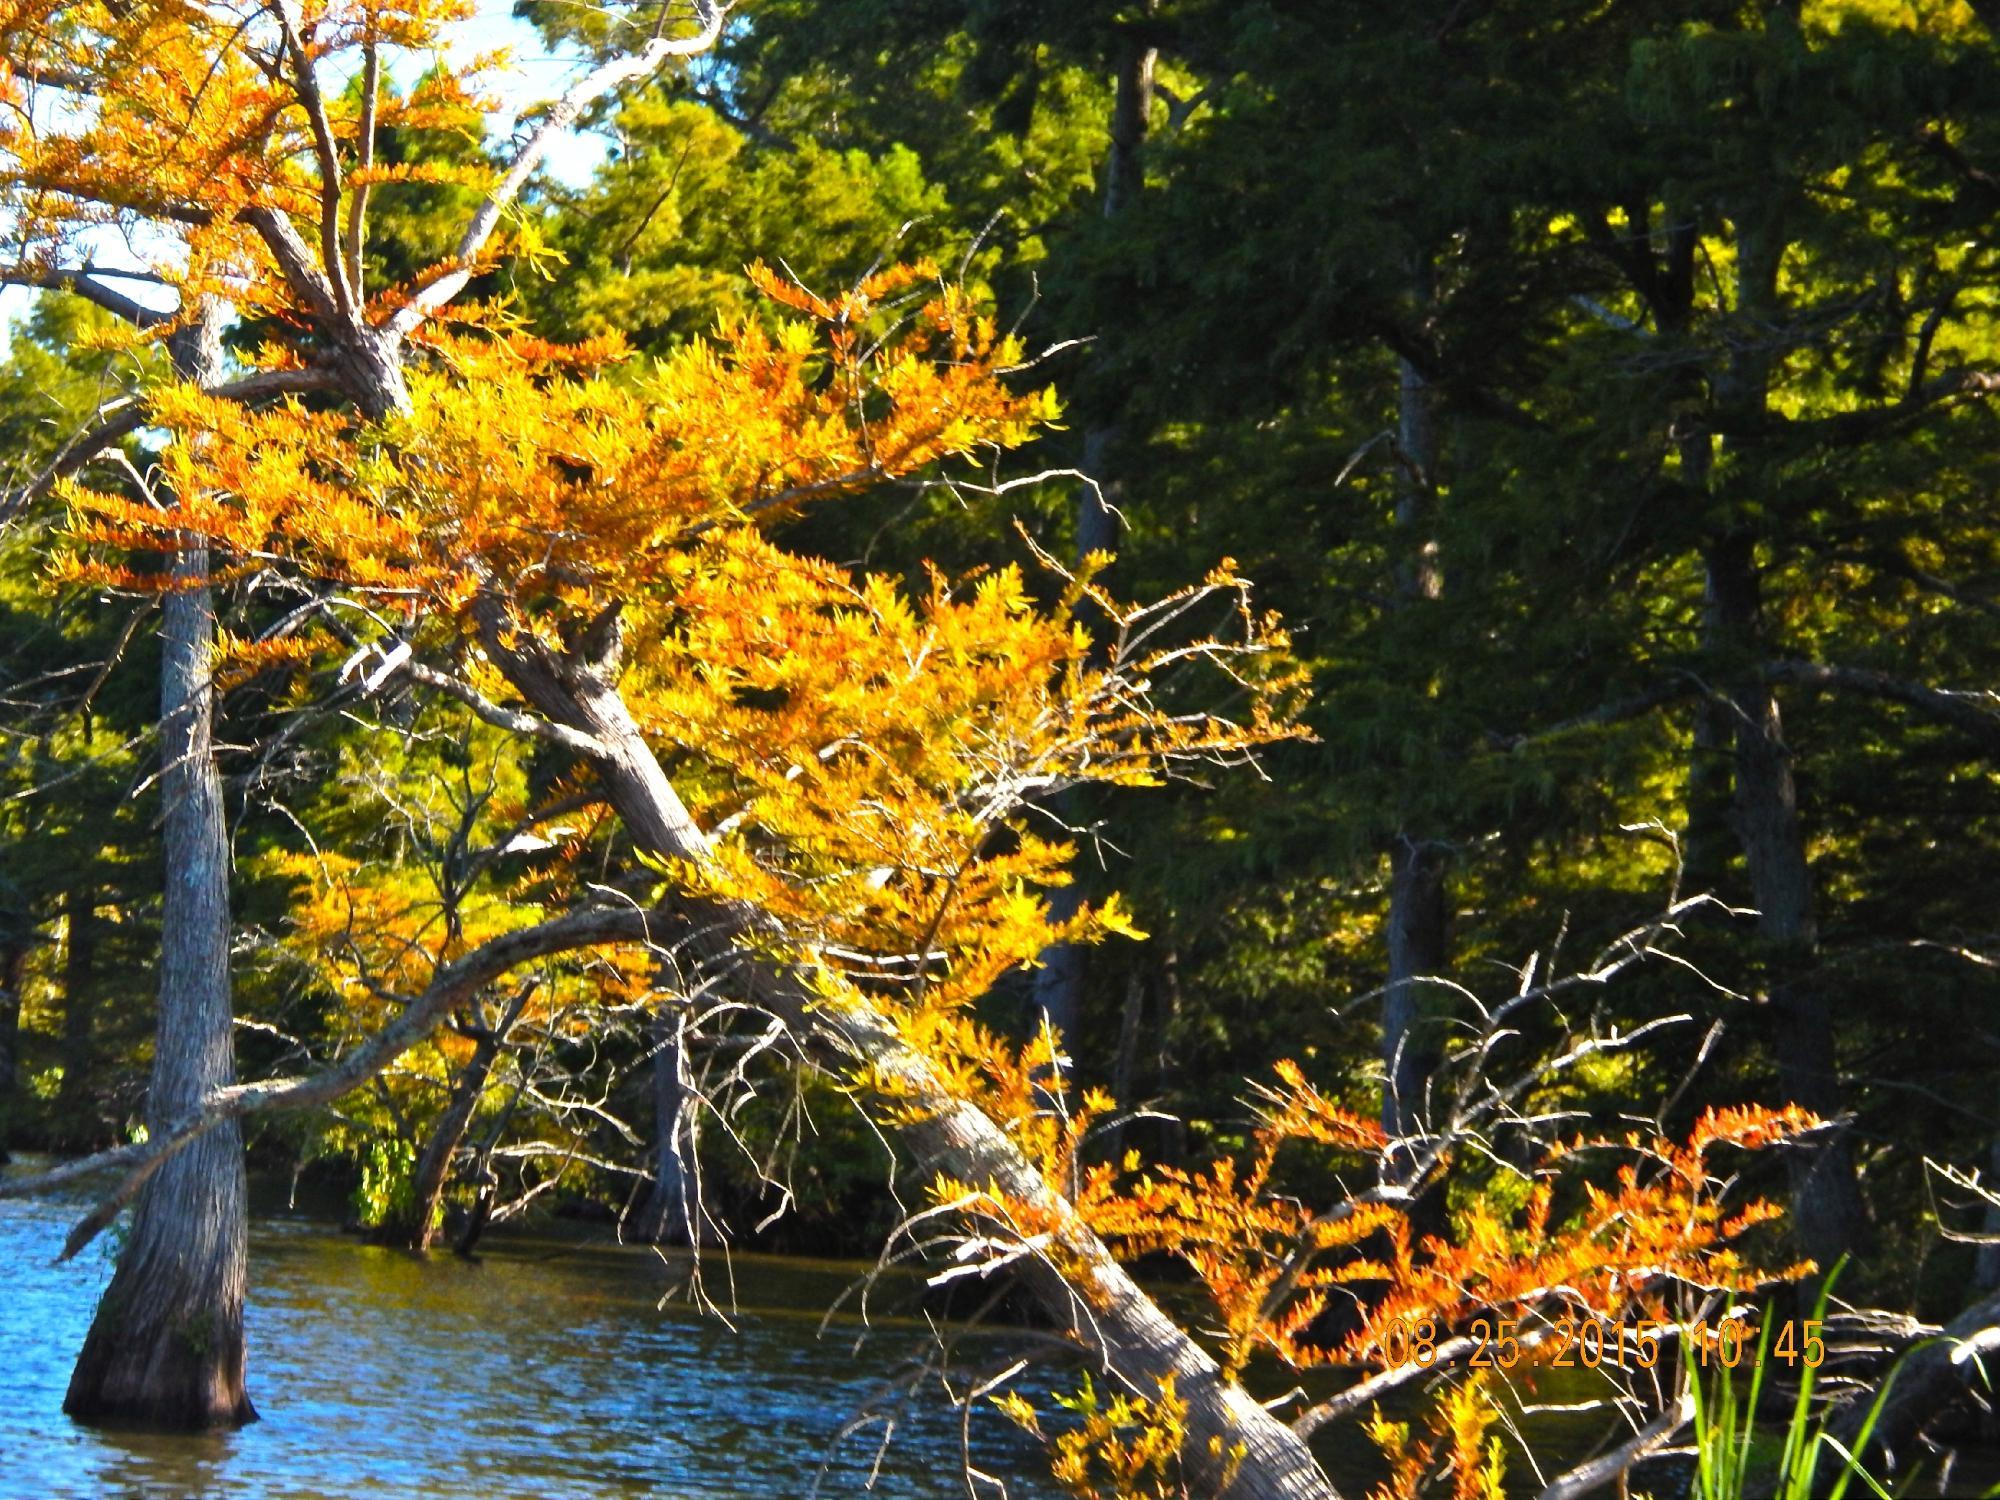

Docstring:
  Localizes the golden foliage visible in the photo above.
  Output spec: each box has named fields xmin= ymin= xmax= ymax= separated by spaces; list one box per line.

xmin=997 ymin=1375 xmax=1242 ymax=1500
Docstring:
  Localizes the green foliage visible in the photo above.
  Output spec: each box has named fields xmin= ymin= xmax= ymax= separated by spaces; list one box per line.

xmin=1690 ymin=1268 xmax=1906 ymax=1500
xmin=353 ymin=1136 xmax=419 ymax=1232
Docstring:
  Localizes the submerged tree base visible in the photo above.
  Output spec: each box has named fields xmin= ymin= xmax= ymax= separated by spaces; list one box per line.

xmin=64 ymin=1126 xmax=255 ymax=1432
xmin=64 ymin=1324 xmax=257 ymax=1431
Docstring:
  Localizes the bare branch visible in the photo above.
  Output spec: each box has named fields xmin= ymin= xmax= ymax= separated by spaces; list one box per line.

xmin=0 ymin=262 xmax=175 ymax=327
xmin=0 ymin=903 xmax=671 ymax=1258
xmin=1536 ymin=1393 xmax=1694 ymax=1500
xmin=387 ymin=1 xmax=730 ymax=338
xmin=1763 ymin=659 xmax=2000 ymax=754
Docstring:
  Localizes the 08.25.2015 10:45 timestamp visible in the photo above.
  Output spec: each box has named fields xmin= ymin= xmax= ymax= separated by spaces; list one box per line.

xmin=1372 ymin=1315 xmax=1825 ymax=1371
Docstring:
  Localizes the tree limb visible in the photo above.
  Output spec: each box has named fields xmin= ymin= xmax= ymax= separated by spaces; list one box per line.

xmin=1536 ymin=1393 xmax=1694 ymax=1500
xmin=386 ymin=1 xmax=730 ymax=339
xmin=1763 ymin=659 xmax=2000 ymax=754
xmin=0 ymin=902 xmax=666 ymax=1258
xmin=0 ymin=366 xmax=340 ymax=526
xmin=1828 ymin=1289 xmax=2000 ymax=1464
xmin=0 ymin=263 xmax=175 ymax=327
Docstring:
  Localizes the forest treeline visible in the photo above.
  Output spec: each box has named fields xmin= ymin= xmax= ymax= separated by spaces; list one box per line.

xmin=1 ymin=1 xmax=1998 ymax=1496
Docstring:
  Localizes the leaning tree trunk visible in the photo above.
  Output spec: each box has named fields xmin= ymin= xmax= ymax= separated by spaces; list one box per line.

xmin=477 ymin=610 xmax=1341 ymax=1500
xmin=66 ymin=311 xmax=253 ymax=1429
xmin=389 ymin=1029 xmax=507 ymax=1252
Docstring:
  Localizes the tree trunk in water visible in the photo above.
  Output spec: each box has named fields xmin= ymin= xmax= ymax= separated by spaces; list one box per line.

xmin=0 ymin=938 xmax=23 ymax=1158
xmin=391 ymin=1032 xmax=503 ymax=1253
xmin=56 ymin=886 xmax=99 ymax=1144
xmin=477 ymin=617 xmax=1340 ymax=1500
xmin=1029 ymin=35 xmax=1157 ymax=1072
xmin=1706 ymin=532 xmax=1870 ymax=1267
xmin=67 ymin=312 xmax=253 ymax=1430
xmin=629 ymin=1006 xmax=702 ymax=1246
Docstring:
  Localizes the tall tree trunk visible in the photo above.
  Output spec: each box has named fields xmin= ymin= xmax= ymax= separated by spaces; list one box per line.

xmin=1703 ymin=203 xmax=1869 ymax=1268
xmin=0 ymin=936 xmax=24 ymax=1159
xmin=1381 ymin=341 xmax=1449 ymax=1153
xmin=1678 ymin=430 xmax=1736 ymax=897
xmin=56 ymin=886 xmax=99 ymax=1145
xmin=1382 ymin=838 xmax=1447 ymax=1143
xmin=629 ymin=1005 xmax=702 ymax=1246
xmin=477 ymin=614 xmax=1339 ymax=1500
xmin=67 ymin=311 xmax=254 ymax=1429
xmin=1706 ymin=532 xmax=1869 ymax=1266
xmin=1029 ymin=30 xmax=1158 ymax=1070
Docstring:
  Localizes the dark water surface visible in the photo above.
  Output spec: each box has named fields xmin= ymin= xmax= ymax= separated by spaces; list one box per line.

xmin=0 ymin=1166 xmax=1058 ymax=1499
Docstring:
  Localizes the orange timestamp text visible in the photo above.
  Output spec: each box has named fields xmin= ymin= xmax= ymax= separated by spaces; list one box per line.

xmin=1370 ymin=1315 xmax=1825 ymax=1371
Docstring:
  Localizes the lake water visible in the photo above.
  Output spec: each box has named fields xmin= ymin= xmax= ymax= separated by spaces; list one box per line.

xmin=0 ymin=1163 xmax=1059 ymax=1499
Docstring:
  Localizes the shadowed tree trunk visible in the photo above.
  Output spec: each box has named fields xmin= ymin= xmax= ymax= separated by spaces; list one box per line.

xmin=66 ymin=310 xmax=254 ymax=1430
xmin=1029 ymin=27 xmax=1158 ymax=1071
xmin=1381 ymin=334 xmax=1449 ymax=1153
xmin=55 ymin=886 xmax=100 ymax=1144
xmin=629 ymin=1004 xmax=703 ymax=1247
xmin=1707 ymin=530 xmax=1869 ymax=1267
xmin=0 ymin=935 xmax=24 ymax=1159
xmin=386 ymin=985 xmax=531 ymax=1253
xmin=1699 ymin=202 xmax=1869 ymax=1268
xmin=1382 ymin=837 xmax=1448 ymax=1143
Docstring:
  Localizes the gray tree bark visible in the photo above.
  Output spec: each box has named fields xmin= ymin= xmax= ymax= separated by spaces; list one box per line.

xmin=1382 ymin=837 xmax=1447 ymax=1144
xmin=1381 ymin=340 xmax=1449 ymax=1152
xmin=628 ymin=1006 xmax=702 ymax=1247
xmin=55 ymin=885 xmax=100 ymax=1144
xmin=1707 ymin=532 xmax=1868 ymax=1267
xmin=66 ymin=310 xmax=254 ymax=1429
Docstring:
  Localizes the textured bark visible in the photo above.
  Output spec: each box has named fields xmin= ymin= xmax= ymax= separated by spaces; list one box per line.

xmin=475 ymin=613 xmax=1340 ymax=1500
xmin=628 ymin=1006 xmax=702 ymax=1246
xmin=1382 ymin=838 xmax=1447 ymax=1143
xmin=1707 ymin=532 xmax=1870 ymax=1267
xmin=67 ymin=312 xmax=253 ymax=1430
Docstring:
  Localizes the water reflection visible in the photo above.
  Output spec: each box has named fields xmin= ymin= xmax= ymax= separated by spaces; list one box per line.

xmin=1 ymin=1168 xmax=1055 ymax=1498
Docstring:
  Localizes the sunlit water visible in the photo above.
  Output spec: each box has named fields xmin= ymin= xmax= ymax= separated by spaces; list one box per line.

xmin=0 ymin=1164 xmax=1058 ymax=1499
